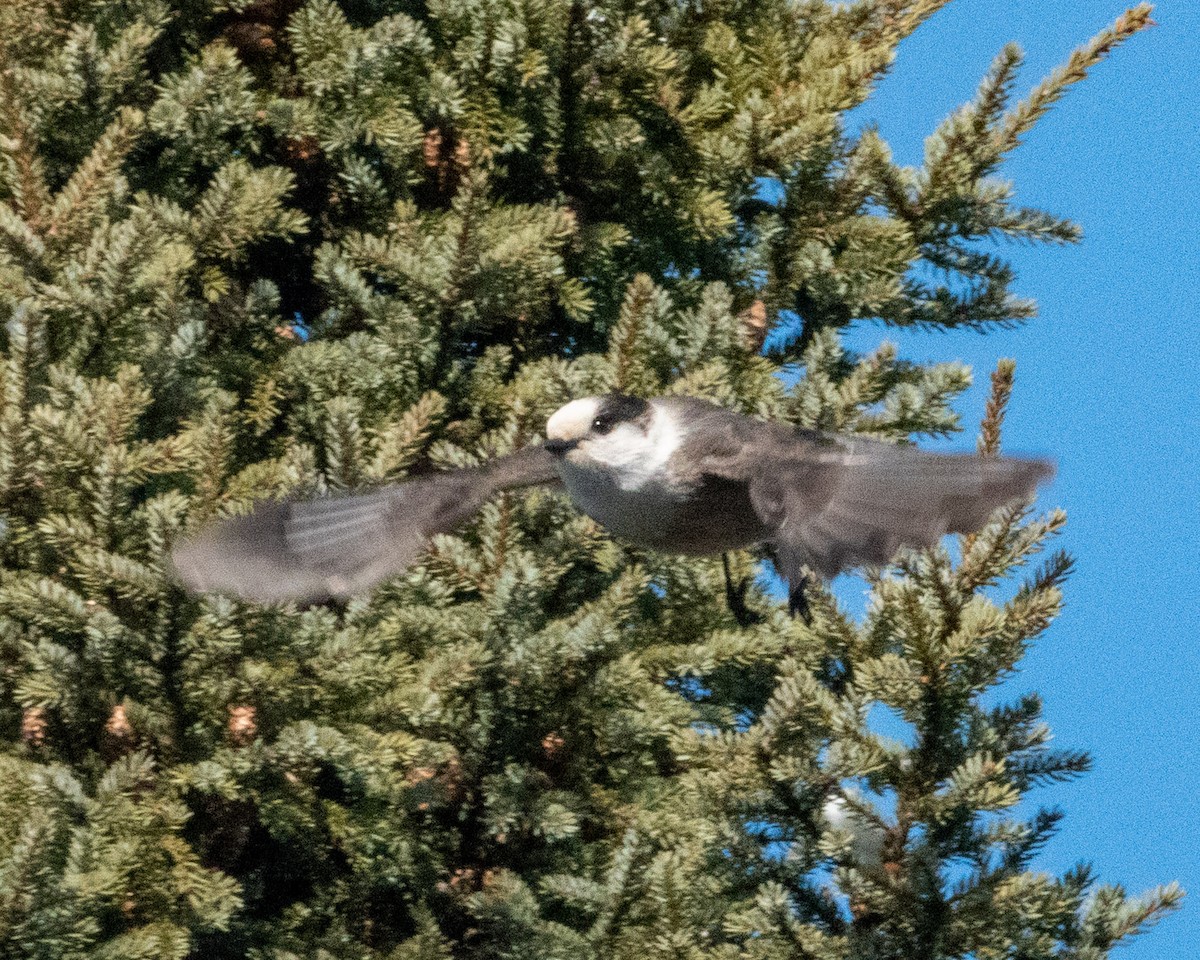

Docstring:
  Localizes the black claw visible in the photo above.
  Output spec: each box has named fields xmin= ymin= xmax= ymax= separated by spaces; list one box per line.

xmin=723 ymin=553 xmax=763 ymax=627
xmin=788 ymin=574 xmax=812 ymax=624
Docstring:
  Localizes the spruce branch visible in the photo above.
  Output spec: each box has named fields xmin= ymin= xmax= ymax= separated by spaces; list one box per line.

xmin=607 ymin=274 xmax=670 ymax=395
xmin=0 ymin=70 xmax=50 ymax=231
xmin=1079 ymin=881 xmax=1184 ymax=951
xmin=322 ymin=395 xmax=365 ymax=490
xmin=191 ymin=159 xmax=308 ymax=264
xmin=995 ymin=5 xmax=1155 ymax=157
xmin=0 ymin=205 xmax=46 ymax=278
xmin=924 ymin=43 xmax=1024 ymax=189
xmin=978 ymin=358 xmax=1015 ymax=455
xmin=893 ymin=1 xmax=957 ymax=41
xmin=431 ymin=167 xmax=488 ymax=387
xmin=96 ymin=14 xmax=166 ymax=106
xmin=961 ymin=358 xmax=1017 ymax=559
xmin=46 ymin=107 xmax=143 ymax=254
xmin=367 ymin=391 xmax=447 ymax=482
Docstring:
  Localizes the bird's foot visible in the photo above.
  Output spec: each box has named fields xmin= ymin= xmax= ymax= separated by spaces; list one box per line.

xmin=723 ymin=554 xmax=763 ymax=627
xmin=788 ymin=575 xmax=813 ymax=625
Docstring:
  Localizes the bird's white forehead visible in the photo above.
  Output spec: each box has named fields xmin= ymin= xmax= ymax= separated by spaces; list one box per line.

xmin=546 ymin=397 xmax=601 ymax=440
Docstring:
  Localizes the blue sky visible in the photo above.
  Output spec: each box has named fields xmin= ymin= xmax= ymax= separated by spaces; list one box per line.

xmin=829 ymin=2 xmax=1198 ymax=954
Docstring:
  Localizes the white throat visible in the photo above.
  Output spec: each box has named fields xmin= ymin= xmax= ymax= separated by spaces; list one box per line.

xmin=585 ymin=404 xmax=682 ymax=491
xmin=550 ymin=401 xmax=688 ymax=545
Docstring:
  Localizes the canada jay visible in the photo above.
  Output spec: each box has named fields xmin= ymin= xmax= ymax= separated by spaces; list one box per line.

xmin=171 ymin=394 xmax=1052 ymax=612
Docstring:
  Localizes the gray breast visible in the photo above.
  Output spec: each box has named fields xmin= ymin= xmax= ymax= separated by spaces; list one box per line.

xmin=560 ymin=464 xmax=768 ymax=555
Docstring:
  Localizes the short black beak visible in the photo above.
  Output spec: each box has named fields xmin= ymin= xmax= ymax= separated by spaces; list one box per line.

xmin=544 ymin=438 xmax=578 ymax=456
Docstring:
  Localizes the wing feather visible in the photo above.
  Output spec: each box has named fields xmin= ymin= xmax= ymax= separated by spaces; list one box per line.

xmin=768 ymin=443 xmax=1052 ymax=579
xmin=171 ymin=444 xmax=561 ymax=604
xmin=667 ymin=397 xmax=1053 ymax=584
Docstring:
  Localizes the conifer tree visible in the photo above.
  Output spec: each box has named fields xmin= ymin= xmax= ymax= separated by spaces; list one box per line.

xmin=0 ymin=1 xmax=1181 ymax=958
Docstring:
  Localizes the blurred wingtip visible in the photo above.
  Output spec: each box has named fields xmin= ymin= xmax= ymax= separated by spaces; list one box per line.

xmin=167 ymin=489 xmax=426 ymax=606
xmin=1016 ymin=454 xmax=1057 ymax=495
xmin=166 ymin=538 xmax=204 ymax=594
xmin=1029 ymin=456 xmax=1056 ymax=482
xmin=167 ymin=502 xmax=337 ymax=606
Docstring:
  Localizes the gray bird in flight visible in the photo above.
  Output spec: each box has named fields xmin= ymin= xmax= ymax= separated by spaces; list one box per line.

xmin=170 ymin=394 xmax=1053 ymax=612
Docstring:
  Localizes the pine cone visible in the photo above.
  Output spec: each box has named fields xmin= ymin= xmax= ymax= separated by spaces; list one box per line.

xmin=739 ymin=300 xmax=768 ymax=351
xmin=21 ymin=706 xmax=47 ymax=747
xmin=102 ymin=703 xmax=136 ymax=758
xmin=228 ymin=704 xmax=258 ymax=745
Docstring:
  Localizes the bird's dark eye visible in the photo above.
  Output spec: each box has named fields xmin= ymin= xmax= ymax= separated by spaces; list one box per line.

xmin=591 ymin=415 xmax=615 ymax=434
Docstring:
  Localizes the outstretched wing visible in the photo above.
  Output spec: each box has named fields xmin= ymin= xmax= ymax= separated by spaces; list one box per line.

xmin=669 ymin=397 xmax=1054 ymax=583
xmin=170 ymin=444 xmax=561 ymax=605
